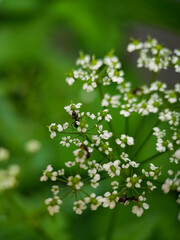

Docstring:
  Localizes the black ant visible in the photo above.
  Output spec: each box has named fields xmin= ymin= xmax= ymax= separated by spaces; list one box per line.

xmin=72 ymin=110 xmax=81 ymax=128
xmin=118 ymin=195 xmax=138 ymax=203
xmin=132 ymin=87 xmax=142 ymax=95
xmin=80 ymin=144 xmax=91 ymax=159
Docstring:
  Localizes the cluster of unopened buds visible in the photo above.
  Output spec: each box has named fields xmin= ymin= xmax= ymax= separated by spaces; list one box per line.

xmin=41 ymin=37 xmax=180 ymax=219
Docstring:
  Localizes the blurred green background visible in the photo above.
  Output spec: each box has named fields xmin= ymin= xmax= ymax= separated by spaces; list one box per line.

xmin=0 ymin=0 xmax=180 ymax=239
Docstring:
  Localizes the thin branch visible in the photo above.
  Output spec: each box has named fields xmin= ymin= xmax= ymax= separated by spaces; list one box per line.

xmin=132 ymin=118 xmax=160 ymax=159
xmin=140 ymin=151 xmax=167 ymax=165
xmin=105 ymin=208 xmax=118 ymax=240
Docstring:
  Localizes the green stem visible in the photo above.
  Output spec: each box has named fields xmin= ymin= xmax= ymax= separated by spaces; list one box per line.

xmin=88 ymin=119 xmax=103 ymax=132
xmin=98 ymin=82 xmax=104 ymax=100
xmin=132 ymin=130 xmax=153 ymax=158
xmin=86 ymin=135 xmax=107 ymax=157
xmin=97 ymin=83 xmax=120 ymax=156
xmin=80 ymin=189 xmax=90 ymax=197
xmin=134 ymin=117 xmax=145 ymax=139
xmin=59 ymin=131 xmax=79 ymax=135
xmin=61 ymin=189 xmax=72 ymax=200
xmin=132 ymin=187 xmax=140 ymax=196
xmin=83 ymin=176 xmax=91 ymax=182
xmin=132 ymin=119 xmax=160 ymax=159
xmin=108 ymin=121 xmax=121 ymax=156
xmin=97 ymin=156 xmax=108 ymax=164
xmin=125 ymin=116 xmax=129 ymax=135
xmin=56 ymin=177 xmax=67 ymax=183
xmin=151 ymin=71 xmax=157 ymax=83
xmin=105 ymin=208 xmax=118 ymax=240
xmin=86 ymin=135 xmax=112 ymax=161
xmin=140 ymin=151 xmax=166 ymax=165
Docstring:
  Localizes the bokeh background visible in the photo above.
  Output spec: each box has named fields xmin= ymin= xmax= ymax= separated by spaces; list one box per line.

xmin=0 ymin=0 xmax=180 ymax=239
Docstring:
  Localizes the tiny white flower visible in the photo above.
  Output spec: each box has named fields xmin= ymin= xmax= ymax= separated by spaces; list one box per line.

xmin=73 ymin=200 xmax=87 ymax=214
xmin=0 ymin=148 xmax=10 ymax=161
xmin=25 ymin=140 xmax=41 ymax=153
xmin=66 ymin=77 xmax=75 ymax=86
xmin=67 ymin=175 xmax=84 ymax=190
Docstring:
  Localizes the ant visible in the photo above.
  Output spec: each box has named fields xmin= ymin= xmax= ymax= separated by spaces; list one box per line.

xmin=80 ymin=144 xmax=91 ymax=159
xmin=72 ymin=110 xmax=81 ymax=128
xmin=71 ymin=111 xmax=91 ymax=159
xmin=132 ymin=87 xmax=142 ymax=95
xmin=118 ymin=195 xmax=138 ymax=203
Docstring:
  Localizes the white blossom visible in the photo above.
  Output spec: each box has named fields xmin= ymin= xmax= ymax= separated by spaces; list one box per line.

xmin=25 ymin=140 xmax=41 ymax=153
xmin=0 ymin=148 xmax=10 ymax=162
xmin=67 ymin=175 xmax=83 ymax=190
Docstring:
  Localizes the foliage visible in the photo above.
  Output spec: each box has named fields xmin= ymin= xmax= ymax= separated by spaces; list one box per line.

xmin=0 ymin=0 xmax=180 ymax=239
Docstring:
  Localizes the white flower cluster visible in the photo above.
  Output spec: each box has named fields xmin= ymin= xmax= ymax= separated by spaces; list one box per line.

xmin=41 ymin=37 xmax=180 ymax=220
xmin=49 ymin=122 xmax=69 ymax=139
xmin=142 ymin=163 xmax=161 ymax=180
xmin=0 ymin=147 xmax=10 ymax=162
xmin=0 ymin=147 xmax=20 ymax=192
xmin=153 ymin=127 xmax=173 ymax=152
xmin=162 ymin=170 xmax=180 ymax=219
xmin=45 ymin=196 xmax=62 ymax=216
xmin=132 ymin=193 xmax=149 ymax=217
xmin=24 ymin=139 xmax=41 ymax=153
xmin=127 ymin=37 xmax=180 ymax=73
xmin=172 ymin=49 xmax=180 ymax=73
xmin=170 ymin=149 xmax=180 ymax=164
xmin=40 ymin=165 xmax=58 ymax=181
xmin=66 ymin=52 xmax=124 ymax=92
xmin=101 ymin=94 xmax=120 ymax=108
xmin=116 ymin=135 xmax=134 ymax=148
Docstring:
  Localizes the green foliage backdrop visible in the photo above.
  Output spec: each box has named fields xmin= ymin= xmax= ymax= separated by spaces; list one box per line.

xmin=0 ymin=0 xmax=180 ymax=239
